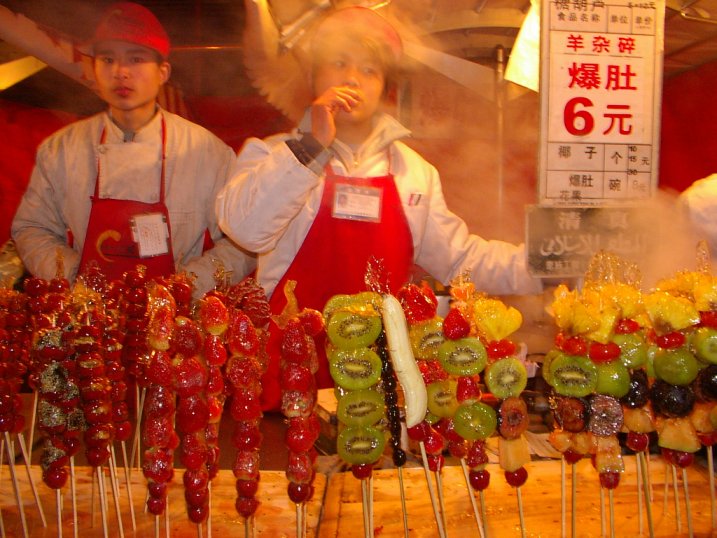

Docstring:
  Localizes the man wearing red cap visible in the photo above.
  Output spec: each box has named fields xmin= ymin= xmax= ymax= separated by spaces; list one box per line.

xmin=216 ymin=6 xmax=541 ymax=410
xmin=12 ymin=2 xmax=254 ymax=294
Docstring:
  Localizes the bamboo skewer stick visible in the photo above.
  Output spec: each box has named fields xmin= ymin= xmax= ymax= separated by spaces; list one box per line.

xmin=479 ymin=490 xmax=488 ymax=538
xmin=296 ymin=501 xmax=304 ymax=538
xmin=560 ymin=458 xmax=566 ymax=538
xmin=637 ymin=452 xmax=655 ymax=538
xmin=571 ymin=463 xmax=577 ymax=538
xmin=369 ymin=474 xmax=374 ymax=537
xmin=4 ymin=432 xmax=28 ymax=538
xmin=70 ymin=457 xmax=78 ymax=538
xmin=708 ymin=445 xmax=716 ymax=530
xmin=96 ymin=466 xmax=109 ymax=538
xmin=56 ymin=490 xmax=62 ymax=538
xmin=164 ymin=504 xmax=169 ymax=538
xmin=360 ymin=480 xmax=370 ymax=538
xmin=672 ymin=464 xmax=682 ymax=533
xmin=107 ymin=448 xmax=125 ymax=538
xmin=208 ymin=481 xmax=212 ymax=538
xmin=117 ymin=442 xmax=136 ymax=530
xmin=154 ymin=515 xmax=159 ymax=538
xmin=459 ymin=459 xmax=485 ymax=538
xmin=16 ymin=432 xmax=46 ymax=526
xmin=608 ymin=489 xmax=615 ymax=538
xmin=646 ymin=451 xmax=654 ymax=503
xmin=418 ymin=442 xmax=447 ymax=538
xmin=662 ymin=461 xmax=669 ymax=515
xmin=636 ymin=452 xmax=644 ymax=537
xmin=682 ymin=467 xmax=694 ymax=538
xmin=0 ymin=438 xmax=5 ymax=538
xmin=434 ymin=470 xmax=448 ymax=533
xmin=397 ymin=466 xmax=410 ymax=538
xmin=516 ymin=486 xmax=526 ymax=538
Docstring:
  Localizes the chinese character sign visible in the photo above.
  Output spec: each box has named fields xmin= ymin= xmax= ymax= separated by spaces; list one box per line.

xmin=539 ymin=0 xmax=665 ymax=205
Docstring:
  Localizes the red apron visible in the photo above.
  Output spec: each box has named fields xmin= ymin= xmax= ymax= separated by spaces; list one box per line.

xmin=78 ymin=118 xmax=175 ymax=282
xmin=263 ymin=159 xmax=414 ymax=410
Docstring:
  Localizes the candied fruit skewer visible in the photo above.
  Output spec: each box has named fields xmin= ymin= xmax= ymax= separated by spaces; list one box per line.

xmin=224 ymin=294 xmax=267 ymax=527
xmin=278 ymin=285 xmax=323 ymax=538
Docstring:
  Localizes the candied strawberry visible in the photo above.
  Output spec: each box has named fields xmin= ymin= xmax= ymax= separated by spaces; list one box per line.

xmin=465 ymin=441 xmax=489 ymax=469
xmin=456 ymin=375 xmax=482 ymax=403
xmin=145 ymin=386 xmax=175 ymax=419
xmin=142 ymin=416 xmax=174 ymax=447
xmin=443 ymin=308 xmax=470 ymax=340
xmin=226 ymin=311 xmax=259 ymax=356
xmin=225 ymin=356 xmax=262 ymax=391
xmin=487 ymin=339 xmax=517 ymax=359
xmin=199 ymin=296 xmax=229 ymax=336
xmin=397 ymin=282 xmax=438 ymax=325
xmin=176 ymin=394 xmax=210 ymax=434
xmin=228 ymin=278 xmax=271 ymax=329
xmin=236 ymin=478 xmax=260 ymax=498
xmin=285 ymin=419 xmax=319 ymax=453
xmin=232 ymin=422 xmax=263 ymax=451
xmin=206 ymin=366 xmax=225 ymax=395
xmin=233 ymin=450 xmax=260 ymax=481
xmin=146 ymin=350 xmax=174 ymax=386
xmin=418 ymin=359 xmax=449 ymax=384
xmin=180 ymin=434 xmax=208 ymax=471
xmin=280 ymin=390 xmax=316 ymax=419
xmin=280 ymin=363 xmax=315 ymax=392
xmin=298 ymin=309 xmax=325 ymax=337
xmin=174 ymin=356 xmax=208 ymax=398
xmin=183 ymin=466 xmax=209 ymax=492
xmin=230 ymin=391 xmax=263 ymax=421
xmin=170 ymin=279 xmax=194 ymax=305
xmin=281 ymin=319 xmax=312 ymax=363
xmin=204 ymin=334 xmax=228 ymax=366
xmin=147 ymin=306 xmax=175 ymax=351
xmin=286 ymin=452 xmax=314 ymax=484
xmin=173 ymin=317 xmax=203 ymax=357
xmin=235 ymin=496 xmax=260 ymax=518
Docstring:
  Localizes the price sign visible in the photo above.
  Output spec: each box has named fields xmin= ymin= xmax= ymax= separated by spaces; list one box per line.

xmin=538 ymin=0 xmax=665 ymax=206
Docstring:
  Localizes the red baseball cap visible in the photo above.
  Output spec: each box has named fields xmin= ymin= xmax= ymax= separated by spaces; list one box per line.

xmin=92 ymin=2 xmax=170 ymax=59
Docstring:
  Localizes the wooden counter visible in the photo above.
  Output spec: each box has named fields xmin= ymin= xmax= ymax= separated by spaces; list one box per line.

xmin=0 ymin=455 xmax=715 ymax=537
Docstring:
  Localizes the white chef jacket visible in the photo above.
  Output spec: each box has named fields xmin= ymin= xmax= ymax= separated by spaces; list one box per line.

xmin=679 ymin=173 xmax=717 ymax=257
xmin=216 ymin=111 xmax=541 ymax=299
xmin=12 ymin=109 xmax=255 ymax=296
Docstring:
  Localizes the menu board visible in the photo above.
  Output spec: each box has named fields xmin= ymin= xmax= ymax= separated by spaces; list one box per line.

xmin=538 ymin=0 xmax=665 ymax=206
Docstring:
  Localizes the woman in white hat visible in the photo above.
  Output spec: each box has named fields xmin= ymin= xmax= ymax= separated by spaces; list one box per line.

xmin=216 ymin=6 xmax=541 ymax=409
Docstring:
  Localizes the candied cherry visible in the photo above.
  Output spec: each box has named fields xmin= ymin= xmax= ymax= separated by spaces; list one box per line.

xmin=655 ymin=331 xmax=686 ymax=349
xmin=468 ymin=469 xmax=490 ymax=491
xmin=351 ymin=463 xmax=373 ymax=480
xmin=287 ymin=481 xmax=312 ymax=504
xmin=556 ymin=334 xmax=588 ymax=356
xmin=700 ymin=311 xmax=717 ymax=329
xmin=563 ymin=449 xmax=583 ymax=464
xmin=588 ymin=341 xmax=621 ymax=364
xmin=236 ymin=496 xmax=260 ymax=518
xmin=146 ymin=495 xmax=166 ymax=515
xmin=615 ymin=318 xmax=640 ymax=334
xmin=487 ymin=339 xmax=517 ymax=359
xmin=599 ymin=471 xmax=620 ymax=490
xmin=504 ymin=467 xmax=528 ymax=487
xmin=236 ymin=478 xmax=260 ymax=498
xmin=626 ymin=432 xmax=650 ymax=452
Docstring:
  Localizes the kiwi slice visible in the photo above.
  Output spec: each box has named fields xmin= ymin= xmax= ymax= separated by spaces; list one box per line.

xmin=337 ymin=389 xmax=385 ymax=427
xmin=323 ymin=292 xmax=381 ymax=322
xmin=438 ymin=337 xmax=487 ymax=376
xmin=336 ymin=425 xmax=386 ymax=465
xmin=594 ymin=360 xmax=631 ymax=398
xmin=497 ymin=397 xmax=529 ymax=440
xmin=327 ymin=310 xmax=382 ymax=349
xmin=409 ymin=319 xmax=444 ymax=360
xmin=548 ymin=354 xmax=598 ymax=398
xmin=485 ymin=358 xmax=528 ymax=399
xmin=426 ymin=379 xmax=459 ymax=418
xmin=328 ymin=347 xmax=382 ymax=390
xmin=541 ymin=349 xmax=562 ymax=386
xmin=452 ymin=402 xmax=497 ymax=441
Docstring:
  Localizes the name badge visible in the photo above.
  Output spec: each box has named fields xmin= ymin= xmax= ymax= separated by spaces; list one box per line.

xmin=332 ymin=184 xmax=382 ymax=223
xmin=131 ymin=213 xmax=170 ymax=258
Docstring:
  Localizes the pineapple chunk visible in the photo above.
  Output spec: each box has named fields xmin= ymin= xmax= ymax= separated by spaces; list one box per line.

xmin=594 ymin=435 xmax=624 ymax=473
xmin=571 ymin=431 xmax=596 ymax=455
xmin=622 ymin=405 xmax=656 ymax=433
xmin=499 ymin=435 xmax=530 ymax=472
xmin=690 ymin=401 xmax=717 ymax=433
xmin=656 ymin=417 xmax=701 ymax=453
xmin=548 ymin=430 xmax=572 ymax=453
